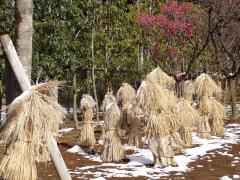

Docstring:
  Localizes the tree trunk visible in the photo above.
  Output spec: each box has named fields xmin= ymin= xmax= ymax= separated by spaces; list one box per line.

xmin=72 ymin=73 xmax=80 ymax=129
xmin=91 ymin=29 xmax=100 ymax=124
xmin=6 ymin=0 xmax=33 ymax=105
xmin=229 ymin=78 xmax=239 ymax=123
xmin=223 ymin=80 xmax=230 ymax=105
xmin=15 ymin=0 xmax=33 ymax=78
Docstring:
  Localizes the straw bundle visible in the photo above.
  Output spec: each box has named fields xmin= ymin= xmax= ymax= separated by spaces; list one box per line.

xmin=209 ymin=97 xmax=225 ymax=136
xmin=116 ymin=83 xmax=135 ymax=108
xmin=79 ymin=94 xmax=96 ymax=148
xmin=136 ymin=80 xmax=176 ymax=114
xmin=170 ymin=132 xmax=186 ymax=154
xmin=195 ymin=73 xmax=225 ymax=137
xmin=198 ymin=96 xmax=213 ymax=115
xmin=100 ymin=91 xmax=116 ymax=112
xmin=145 ymin=110 xmax=184 ymax=154
xmin=116 ymin=83 xmax=136 ymax=130
xmin=144 ymin=111 xmax=179 ymax=165
xmin=100 ymin=103 xmax=124 ymax=162
xmin=136 ymin=67 xmax=180 ymax=166
xmin=179 ymin=126 xmax=193 ymax=147
xmin=164 ymin=109 xmax=186 ymax=154
xmin=196 ymin=96 xmax=211 ymax=139
xmin=196 ymin=116 xmax=211 ymax=139
xmin=183 ymin=80 xmax=195 ymax=102
xmin=149 ymin=136 xmax=177 ymax=168
xmin=176 ymin=99 xmax=201 ymax=128
xmin=194 ymin=73 xmax=222 ymax=97
xmin=147 ymin=67 xmax=175 ymax=91
xmin=145 ymin=112 xmax=171 ymax=138
xmin=127 ymin=103 xmax=143 ymax=148
xmin=176 ymin=99 xmax=201 ymax=147
xmin=0 ymin=82 xmax=64 ymax=180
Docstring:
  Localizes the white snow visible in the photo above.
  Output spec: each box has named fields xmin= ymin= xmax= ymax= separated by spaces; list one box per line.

xmin=67 ymin=145 xmax=102 ymax=162
xmin=59 ymin=128 xmax=74 ymax=133
xmin=0 ymin=111 xmax=6 ymax=123
xmin=67 ymin=124 xmax=240 ymax=179
xmin=220 ymin=176 xmax=232 ymax=180
xmin=233 ymin=175 xmax=240 ymax=178
xmin=67 ymin=145 xmax=85 ymax=153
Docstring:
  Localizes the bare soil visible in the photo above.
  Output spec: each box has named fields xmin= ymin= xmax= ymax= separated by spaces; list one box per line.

xmin=1 ymin=119 xmax=240 ymax=180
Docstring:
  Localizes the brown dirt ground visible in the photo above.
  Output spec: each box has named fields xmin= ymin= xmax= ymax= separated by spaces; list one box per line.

xmin=0 ymin=119 xmax=240 ymax=180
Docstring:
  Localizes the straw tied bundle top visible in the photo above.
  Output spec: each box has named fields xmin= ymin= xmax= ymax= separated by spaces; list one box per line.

xmin=100 ymin=103 xmax=125 ymax=162
xmin=0 ymin=82 xmax=65 ymax=180
xmin=116 ymin=83 xmax=143 ymax=148
xmin=176 ymin=99 xmax=201 ymax=147
xmin=194 ymin=73 xmax=225 ymax=137
xmin=116 ymin=83 xmax=136 ymax=130
xmin=127 ymin=102 xmax=143 ymax=148
xmin=136 ymin=67 xmax=179 ymax=167
xmin=79 ymin=94 xmax=96 ymax=149
xmin=101 ymin=90 xmax=116 ymax=112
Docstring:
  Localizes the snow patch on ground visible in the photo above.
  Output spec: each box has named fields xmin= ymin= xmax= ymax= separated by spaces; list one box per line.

xmin=67 ymin=145 xmax=102 ymax=162
xmin=220 ymin=176 xmax=232 ymax=180
xmin=59 ymin=128 xmax=75 ymax=133
xmin=68 ymin=124 xmax=240 ymax=179
xmin=233 ymin=175 xmax=240 ymax=178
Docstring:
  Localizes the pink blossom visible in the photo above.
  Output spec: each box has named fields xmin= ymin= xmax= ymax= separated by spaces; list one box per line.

xmin=136 ymin=2 xmax=193 ymax=38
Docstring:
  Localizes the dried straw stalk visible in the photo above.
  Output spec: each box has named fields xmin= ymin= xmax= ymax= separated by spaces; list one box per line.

xmin=165 ymin=109 xmax=186 ymax=154
xmin=142 ymin=109 xmax=178 ymax=167
xmin=136 ymin=80 xmax=176 ymax=114
xmin=116 ymin=83 xmax=136 ymax=129
xmin=100 ymin=103 xmax=124 ymax=162
xmin=0 ymin=82 xmax=64 ymax=180
xmin=198 ymin=95 xmax=225 ymax=136
xmin=176 ymin=99 xmax=201 ymax=147
xmin=196 ymin=115 xmax=211 ymax=139
xmin=146 ymin=113 xmax=177 ymax=167
xmin=136 ymin=67 xmax=181 ymax=166
xmin=183 ymin=80 xmax=195 ymax=102
xmin=194 ymin=73 xmax=222 ymax=98
xmin=149 ymin=136 xmax=177 ymax=168
xmin=209 ymin=97 xmax=225 ymax=136
xmin=116 ymin=83 xmax=135 ymax=108
xmin=79 ymin=94 xmax=96 ymax=148
xmin=100 ymin=91 xmax=116 ymax=112
xmin=176 ymin=99 xmax=200 ymax=128
xmin=179 ymin=126 xmax=193 ymax=147
xmin=195 ymin=73 xmax=225 ymax=138
xmin=170 ymin=132 xmax=186 ymax=154
xmin=147 ymin=67 xmax=176 ymax=91
xmin=144 ymin=101 xmax=184 ymax=155
xmin=127 ymin=103 xmax=143 ymax=148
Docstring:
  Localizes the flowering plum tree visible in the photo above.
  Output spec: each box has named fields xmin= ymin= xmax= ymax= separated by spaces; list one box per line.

xmin=136 ymin=3 xmax=193 ymax=37
xmin=136 ymin=1 xmax=194 ymax=75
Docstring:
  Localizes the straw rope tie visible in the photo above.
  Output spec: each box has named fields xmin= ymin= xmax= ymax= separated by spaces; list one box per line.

xmin=197 ymin=131 xmax=211 ymax=133
xmin=82 ymin=122 xmax=94 ymax=124
xmin=18 ymin=139 xmax=31 ymax=143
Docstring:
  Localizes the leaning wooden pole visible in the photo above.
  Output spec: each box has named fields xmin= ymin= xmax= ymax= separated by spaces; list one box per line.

xmin=1 ymin=34 xmax=72 ymax=180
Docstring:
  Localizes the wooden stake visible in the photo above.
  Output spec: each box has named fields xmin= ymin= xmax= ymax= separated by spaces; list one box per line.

xmin=0 ymin=35 xmax=31 ymax=91
xmin=1 ymin=34 xmax=72 ymax=180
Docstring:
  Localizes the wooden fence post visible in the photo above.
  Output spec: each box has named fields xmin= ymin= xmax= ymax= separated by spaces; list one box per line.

xmin=1 ymin=34 xmax=72 ymax=180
